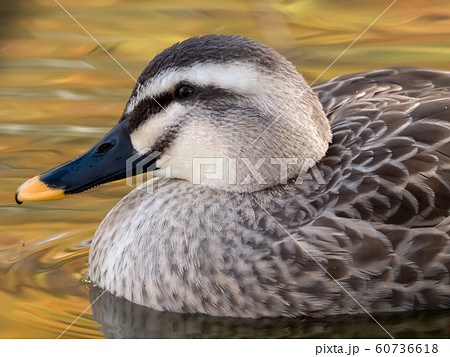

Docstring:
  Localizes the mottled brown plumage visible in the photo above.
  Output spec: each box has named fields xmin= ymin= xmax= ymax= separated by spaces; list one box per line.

xmin=85 ymin=38 xmax=450 ymax=318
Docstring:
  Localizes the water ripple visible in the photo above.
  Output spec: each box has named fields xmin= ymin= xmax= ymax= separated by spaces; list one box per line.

xmin=0 ymin=124 xmax=109 ymax=137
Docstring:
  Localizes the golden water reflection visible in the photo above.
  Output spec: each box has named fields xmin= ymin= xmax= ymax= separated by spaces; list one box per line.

xmin=1 ymin=0 xmax=450 ymax=338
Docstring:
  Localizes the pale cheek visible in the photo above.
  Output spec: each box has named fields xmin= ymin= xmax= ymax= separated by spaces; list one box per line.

xmin=129 ymin=104 xmax=183 ymax=152
xmin=159 ymin=121 xmax=230 ymax=182
xmin=130 ymin=123 xmax=164 ymax=153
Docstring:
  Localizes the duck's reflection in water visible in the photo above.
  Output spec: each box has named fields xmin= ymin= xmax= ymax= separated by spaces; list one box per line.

xmin=90 ymin=286 xmax=450 ymax=338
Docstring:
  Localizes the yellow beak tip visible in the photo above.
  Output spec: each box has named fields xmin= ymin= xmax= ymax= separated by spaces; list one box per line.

xmin=15 ymin=176 xmax=67 ymax=204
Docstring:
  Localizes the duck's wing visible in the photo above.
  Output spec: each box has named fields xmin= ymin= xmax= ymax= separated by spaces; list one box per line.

xmin=311 ymin=67 xmax=450 ymax=227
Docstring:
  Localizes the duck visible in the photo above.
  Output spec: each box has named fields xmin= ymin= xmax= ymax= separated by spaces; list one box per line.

xmin=15 ymin=35 xmax=450 ymax=318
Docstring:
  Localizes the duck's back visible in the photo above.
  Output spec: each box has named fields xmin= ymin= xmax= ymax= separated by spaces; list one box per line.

xmin=285 ymin=67 xmax=450 ymax=312
xmin=312 ymin=67 xmax=450 ymax=227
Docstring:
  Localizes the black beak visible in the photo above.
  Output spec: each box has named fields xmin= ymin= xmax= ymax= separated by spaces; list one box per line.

xmin=15 ymin=118 xmax=157 ymax=204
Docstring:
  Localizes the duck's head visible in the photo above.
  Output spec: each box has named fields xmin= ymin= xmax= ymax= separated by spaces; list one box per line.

xmin=15 ymin=35 xmax=331 ymax=204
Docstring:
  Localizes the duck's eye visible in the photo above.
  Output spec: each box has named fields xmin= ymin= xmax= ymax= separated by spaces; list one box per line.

xmin=175 ymin=85 xmax=195 ymax=99
xmin=96 ymin=142 xmax=115 ymax=155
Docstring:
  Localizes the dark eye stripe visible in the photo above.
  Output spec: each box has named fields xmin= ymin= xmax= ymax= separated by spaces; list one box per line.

xmin=128 ymin=92 xmax=174 ymax=132
xmin=126 ymin=85 xmax=244 ymax=133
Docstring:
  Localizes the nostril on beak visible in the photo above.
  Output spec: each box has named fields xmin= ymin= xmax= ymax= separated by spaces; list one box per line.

xmin=96 ymin=142 xmax=116 ymax=155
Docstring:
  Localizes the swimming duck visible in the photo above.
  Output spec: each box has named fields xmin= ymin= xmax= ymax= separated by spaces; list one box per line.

xmin=16 ymin=35 xmax=450 ymax=318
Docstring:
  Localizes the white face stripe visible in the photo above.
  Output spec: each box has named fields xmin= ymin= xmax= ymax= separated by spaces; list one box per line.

xmin=129 ymin=103 xmax=182 ymax=153
xmin=126 ymin=62 xmax=263 ymax=114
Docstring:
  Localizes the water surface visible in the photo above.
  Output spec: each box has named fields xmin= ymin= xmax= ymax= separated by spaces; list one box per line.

xmin=1 ymin=0 xmax=450 ymax=338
